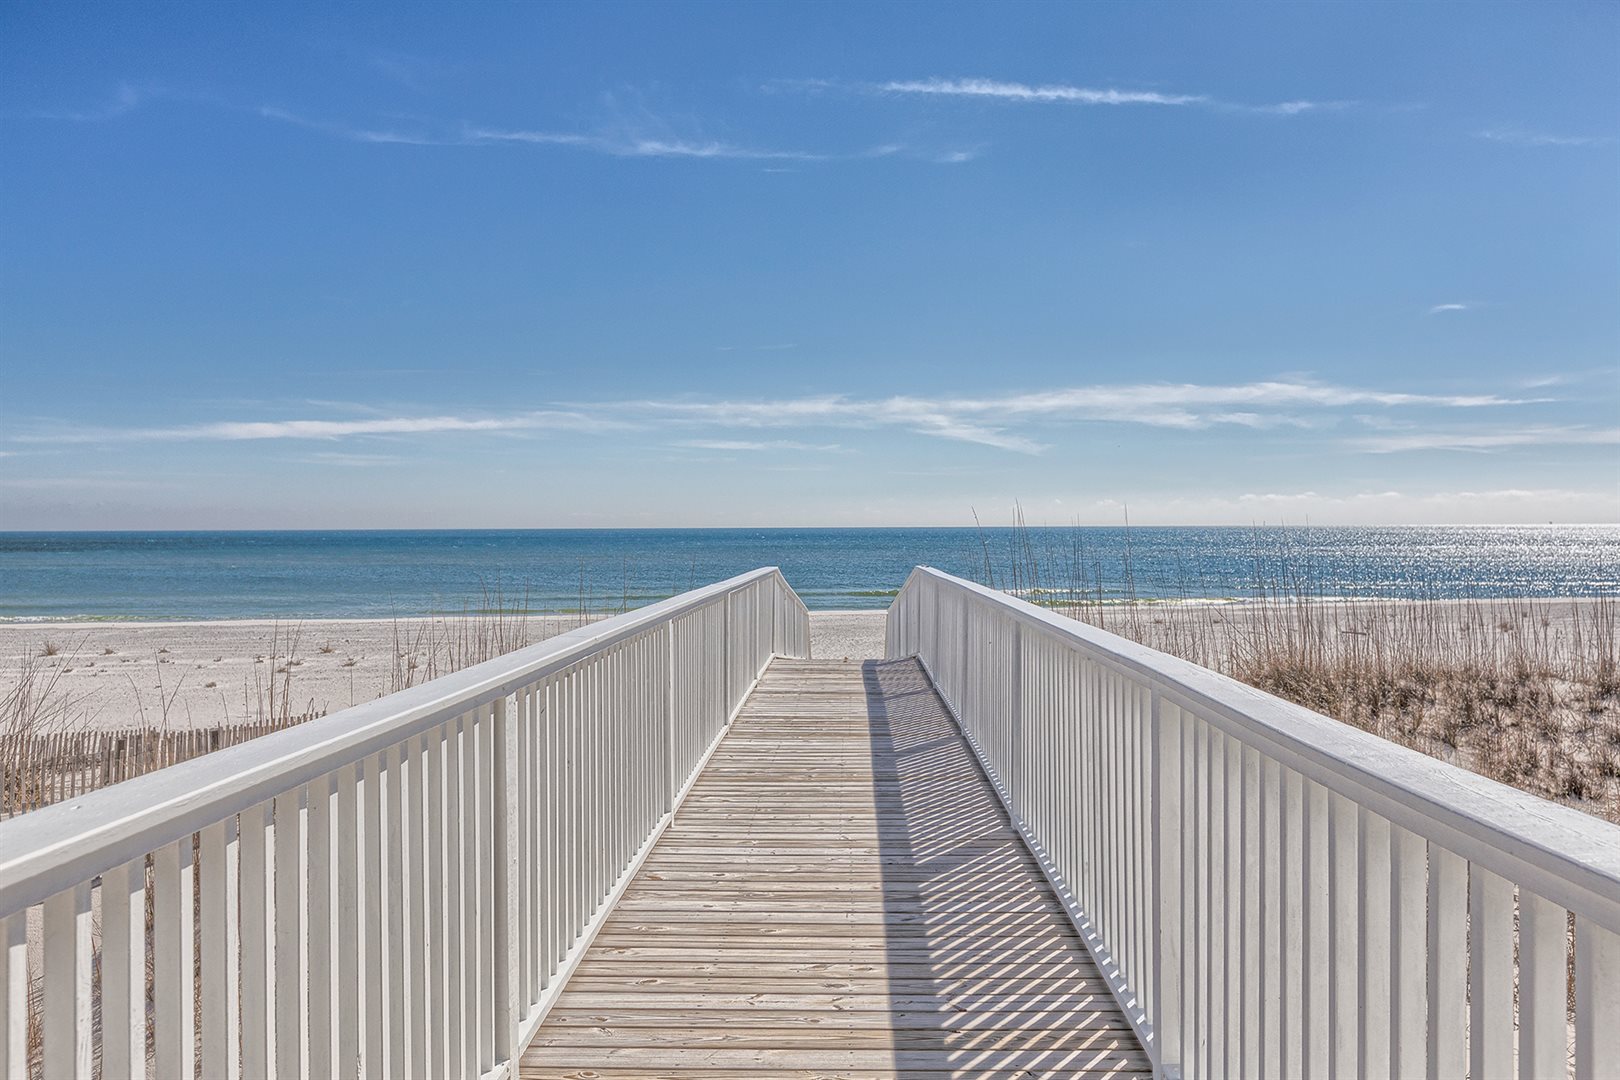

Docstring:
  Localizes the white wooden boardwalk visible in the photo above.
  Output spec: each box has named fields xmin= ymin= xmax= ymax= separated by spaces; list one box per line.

xmin=520 ymin=657 xmax=1149 ymax=1079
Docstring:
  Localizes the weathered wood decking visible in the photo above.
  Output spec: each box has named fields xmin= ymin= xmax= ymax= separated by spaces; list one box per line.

xmin=520 ymin=657 xmax=1148 ymax=1079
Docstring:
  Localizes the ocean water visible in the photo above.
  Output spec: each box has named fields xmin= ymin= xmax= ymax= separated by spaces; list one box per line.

xmin=0 ymin=526 xmax=1616 ymax=620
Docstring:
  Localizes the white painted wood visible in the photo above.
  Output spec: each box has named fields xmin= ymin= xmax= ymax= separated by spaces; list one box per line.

xmin=308 ymin=776 xmax=335 ymax=1080
xmin=1260 ymin=756 xmax=1282 ymax=1080
xmin=424 ymin=725 xmax=447 ymax=1079
xmin=446 ymin=714 xmax=467 ymax=1077
xmin=202 ymin=817 xmax=242 ymax=1080
xmin=0 ymin=911 xmax=25 ymax=1080
xmin=42 ymin=881 xmax=92 ymax=1080
xmin=1575 ymin=915 xmax=1620 ymax=1077
xmin=1426 ymin=844 xmax=1467 ymax=1080
xmin=334 ymin=764 xmax=361 ymax=1080
xmin=101 ymin=858 xmax=146 ymax=1080
xmin=274 ymin=790 xmax=306 ymax=1079
xmin=1305 ymin=780 xmax=1330 ymax=1079
xmin=1518 ymin=889 xmax=1567 ymax=1080
xmin=1241 ymin=744 xmax=1260 ymax=1078
xmin=1469 ymin=865 xmax=1513 ymax=1080
xmin=495 ymin=693 xmax=518 ymax=1065
xmin=1390 ymin=824 xmax=1427 ymax=1079
xmin=360 ymin=754 xmax=384 ymax=1079
xmin=241 ymin=800 xmax=273 ymax=1080
xmin=404 ymin=736 xmax=427 ymax=1076
xmin=1358 ymin=809 xmax=1391 ymax=1080
xmin=154 ymin=839 xmax=195 ymax=1080
xmin=383 ymin=747 xmax=408 ymax=1078
xmin=1281 ymin=767 xmax=1304 ymax=1080
xmin=1151 ymin=693 xmax=1181 ymax=1068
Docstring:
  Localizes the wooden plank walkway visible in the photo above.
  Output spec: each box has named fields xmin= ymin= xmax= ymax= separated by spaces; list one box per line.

xmin=521 ymin=657 xmax=1149 ymax=1079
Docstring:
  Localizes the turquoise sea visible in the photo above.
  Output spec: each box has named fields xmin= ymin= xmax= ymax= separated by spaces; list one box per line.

xmin=0 ymin=526 xmax=1616 ymax=620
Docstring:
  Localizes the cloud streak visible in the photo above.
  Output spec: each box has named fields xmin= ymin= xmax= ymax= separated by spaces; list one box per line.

xmin=675 ymin=439 xmax=845 ymax=452
xmin=1477 ymin=127 xmax=1614 ymax=148
xmin=871 ymin=77 xmax=1348 ymax=116
xmin=608 ymin=379 xmax=1530 ymax=453
xmin=261 ymin=108 xmax=968 ymax=164
xmin=10 ymin=379 xmax=1548 ymax=457
xmin=1352 ymin=426 xmax=1620 ymax=454
xmin=1427 ymin=303 xmax=1471 ymax=314
xmin=17 ymin=411 xmax=626 ymax=445
xmin=25 ymin=83 xmax=152 ymax=122
xmin=881 ymin=78 xmax=1206 ymax=107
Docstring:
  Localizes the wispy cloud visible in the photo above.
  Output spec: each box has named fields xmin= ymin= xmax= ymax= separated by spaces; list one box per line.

xmin=1427 ymin=302 xmax=1471 ymax=314
xmin=1353 ymin=426 xmax=1620 ymax=453
xmin=607 ymin=379 xmax=1530 ymax=453
xmin=17 ymin=411 xmax=627 ymax=445
xmin=259 ymin=106 xmax=448 ymax=146
xmin=675 ymin=439 xmax=844 ymax=452
xmin=260 ymin=108 xmax=958 ymax=163
xmin=11 ymin=379 xmax=1545 ymax=458
xmin=881 ymin=78 xmax=1206 ymax=107
xmin=868 ymin=77 xmax=1348 ymax=116
xmin=288 ymin=451 xmax=407 ymax=467
xmin=1477 ymin=127 xmax=1614 ymax=148
xmin=466 ymin=126 xmax=826 ymax=160
xmin=26 ymin=83 xmax=154 ymax=122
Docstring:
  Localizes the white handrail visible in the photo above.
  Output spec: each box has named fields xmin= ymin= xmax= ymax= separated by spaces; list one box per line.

xmin=888 ymin=565 xmax=1620 ymax=1080
xmin=0 ymin=567 xmax=810 ymax=1080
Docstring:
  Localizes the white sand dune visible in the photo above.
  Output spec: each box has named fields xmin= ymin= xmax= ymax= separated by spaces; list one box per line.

xmin=0 ymin=611 xmax=889 ymax=730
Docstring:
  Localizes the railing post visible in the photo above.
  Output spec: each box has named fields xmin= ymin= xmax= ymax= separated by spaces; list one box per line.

xmin=664 ymin=622 xmax=676 ymax=813
xmin=1009 ymin=620 xmax=1023 ymax=799
xmin=492 ymin=694 xmax=517 ymax=1064
xmin=1152 ymin=690 xmax=1182 ymax=1077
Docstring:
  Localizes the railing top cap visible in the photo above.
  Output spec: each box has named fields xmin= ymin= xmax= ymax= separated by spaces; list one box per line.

xmin=902 ymin=565 xmax=1620 ymax=924
xmin=0 ymin=566 xmax=800 ymax=915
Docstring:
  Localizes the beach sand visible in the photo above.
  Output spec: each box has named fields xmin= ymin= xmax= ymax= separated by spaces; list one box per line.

xmin=0 ymin=610 xmax=892 ymax=730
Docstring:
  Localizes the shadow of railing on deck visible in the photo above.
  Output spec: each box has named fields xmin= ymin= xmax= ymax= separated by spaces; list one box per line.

xmin=862 ymin=659 xmax=1137 ymax=1074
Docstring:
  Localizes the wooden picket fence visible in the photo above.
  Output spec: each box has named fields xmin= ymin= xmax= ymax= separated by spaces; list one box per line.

xmin=0 ymin=713 xmax=322 ymax=818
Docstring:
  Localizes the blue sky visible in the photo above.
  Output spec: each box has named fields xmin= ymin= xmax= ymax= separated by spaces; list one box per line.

xmin=2 ymin=1 xmax=1616 ymax=528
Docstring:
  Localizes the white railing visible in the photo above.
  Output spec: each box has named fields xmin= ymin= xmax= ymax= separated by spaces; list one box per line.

xmin=0 ymin=568 xmax=809 ymax=1080
xmin=887 ymin=566 xmax=1620 ymax=1080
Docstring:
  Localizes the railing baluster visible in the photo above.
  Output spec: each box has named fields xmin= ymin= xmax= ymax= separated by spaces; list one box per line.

xmin=242 ymin=800 xmax=273 ymax=1079
xmin=1468 ymin=866 xmax=1514 ymax=1080
xmin=1281 ymin=768 xmax=1304 ymax=1080
xmin=1426 ymin=844 xmax=1467 ymax=1079
xmin=1575 ymin=915 xmax=1620 ymax=1075
xmin=0 ymin=911 xmax=23 ymax=1080
xmin=361 ymin=754 xmax=384 ymax=1079
xmin=1389 ymin=824 xmax=1427 ymax=1078
xmin=202 ymin=817 xmax=242 ymax=1080
xmin=1358 ymin=809 xmax=1391 ymax=1080
xmin=101 ymin=857 xmax=146 ymax=1080
xmin=1518 ymin=889 xmax=1566 ymax=1080
xmin=1258 ymin=756 xmax=1282 ymax=1080
xmin=154 ymin=838 xmax=195 ymax=1080
xmin=494 ymin=692 xmax=517 ymax=1063
xmin=335 ymin=763 xmax=361 ymax=1080
xmin=424 ymin=726 xmax=447 ymax=1078
xmin=308 ymin=775 xmax=334 ymax=1080
xmin=274 ymin=789 xmax=305 ymax=1079
xmin=445 ymin=713 xmax=466 ymax=1076
xmin=42 ymin=881 xmax=92 ymax=1080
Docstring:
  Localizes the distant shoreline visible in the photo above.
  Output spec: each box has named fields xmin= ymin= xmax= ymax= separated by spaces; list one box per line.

xmin=4 ymin=592 xmax=1614 ymax=626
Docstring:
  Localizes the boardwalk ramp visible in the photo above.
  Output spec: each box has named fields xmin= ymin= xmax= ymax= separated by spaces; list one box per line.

xmin=520 ymin=657 xmax=1148 ymax=1078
